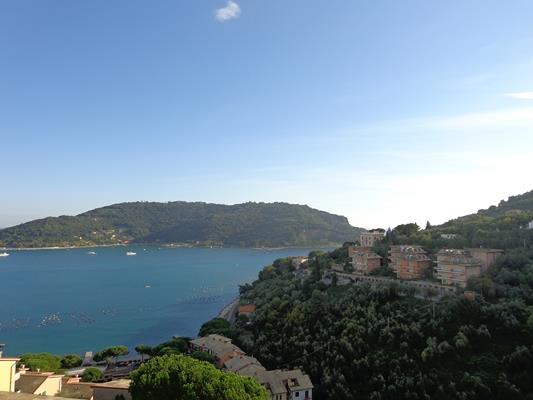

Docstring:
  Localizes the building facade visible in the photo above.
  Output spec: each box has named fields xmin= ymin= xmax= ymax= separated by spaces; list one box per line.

xmin=359 ymin=231 xmax=385 ymax=248
xmin=0 ymin=358 xmax=18 ymax=393
xmin=466 ymin=248 xmax=503 ymax=272
xmin=435 ymin=249 xmax=482 ymax=288
xmin=351 ymin=250 xmax=382 ymax=275
xmin=190 ymin=334 xmax=245 ymax=367
xmin=389 ymin=245 xmax=431 ymax=280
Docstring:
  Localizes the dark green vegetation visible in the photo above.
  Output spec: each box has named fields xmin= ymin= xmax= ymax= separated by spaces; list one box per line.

xmin=18 ymin=353 xmax=82 ymax=373
xmin=0 ymin=201 xmax=363 ymax=248
xmin=200 ymin=244 xmax=533 ymax=400
xmin=81 ymin=367 xmax=104 ymax=382
xmin=129 ymin=354 xmax=268 ymax=400
xmin=93 ymin=345 xmax=129 ymax=362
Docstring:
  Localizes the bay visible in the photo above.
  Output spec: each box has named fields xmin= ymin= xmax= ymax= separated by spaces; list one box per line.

xmin=0 ymin=245 xmax=319 ymax=356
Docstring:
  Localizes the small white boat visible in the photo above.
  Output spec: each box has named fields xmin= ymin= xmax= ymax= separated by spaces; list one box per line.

xmin=126 ymin=251 xmax=137 ymax=256
xmin=0 ymin=252 xmax=9 ymax=257
xmin=87 ymin=251 xmax=97 ymax=255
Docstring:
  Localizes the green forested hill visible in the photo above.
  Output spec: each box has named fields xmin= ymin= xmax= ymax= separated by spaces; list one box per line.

xmin=384 ymin=190 xmax=533 ymax=251
xmin=0 ymin=201 xmax=363 ymax=248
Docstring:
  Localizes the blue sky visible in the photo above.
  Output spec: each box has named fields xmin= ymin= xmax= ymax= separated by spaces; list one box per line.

xmin=1 ymin=0 xmax=533 ymax=229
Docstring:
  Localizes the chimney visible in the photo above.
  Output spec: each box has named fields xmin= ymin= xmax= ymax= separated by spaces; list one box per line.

xmin=0 ymin=344 xmax=5 ymax=358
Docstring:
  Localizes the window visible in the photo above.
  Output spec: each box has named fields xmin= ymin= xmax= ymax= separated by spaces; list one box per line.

xmin=305 ymin=390 xmax=309 ymax=398
xmin=296 ymin=392 xmax=300 ymax=397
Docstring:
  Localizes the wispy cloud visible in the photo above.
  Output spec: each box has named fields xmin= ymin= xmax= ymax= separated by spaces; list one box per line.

xmin=505 ymin=92 xmax=533 ymax=100
xmin=215 ymin=1 xmax=241 ymax=22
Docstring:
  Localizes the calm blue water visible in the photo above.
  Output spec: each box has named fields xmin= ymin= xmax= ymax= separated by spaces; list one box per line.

xmin=0 ymin=246 xmax=317 ymax=356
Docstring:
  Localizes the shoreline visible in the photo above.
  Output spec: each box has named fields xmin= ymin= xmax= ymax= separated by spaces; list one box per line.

xmin=0 ymin=244 xmax=332 ymax=252
xmin=217 ymin=297 xmax=240 ymax=323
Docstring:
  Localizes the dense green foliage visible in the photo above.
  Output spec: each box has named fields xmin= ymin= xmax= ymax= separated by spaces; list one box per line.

xmin=129 ymin=354 xmax=268 ymax=400
xmin=0 ymin=201 xmax=362 ymax=248
xmin=199 ymin=318 xmax=234 ymax=337
xmin=215 ymin=245 xmax=533 ymax=400
xmin=17 ymin=352 xmax=84 ymax=373
xmin=18 ymin=353 xmax=63 ymax=373
xmin=93 ymin=345 xmax=129 ymax=362
xmin=60 ymin=354 xmax=83 ymax=369
xmin=136 ymin=337 xmax=190 ymax=358
xmin=383 ymin=190 xmax=533 ymax=252
xmin=81 ymin=367 xmax=104 ymax=382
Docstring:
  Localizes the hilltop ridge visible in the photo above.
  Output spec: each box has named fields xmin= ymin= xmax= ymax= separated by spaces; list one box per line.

xmin=0 ymin=201 xmax=364 ymax=248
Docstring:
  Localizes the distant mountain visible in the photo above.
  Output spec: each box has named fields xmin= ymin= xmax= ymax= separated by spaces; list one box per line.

xmin=0 ymin=202 xmax=364 ymax=248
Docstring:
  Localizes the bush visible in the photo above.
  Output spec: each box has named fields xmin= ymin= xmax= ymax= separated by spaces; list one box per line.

xmin=81 ymin=367 xmax=103 ymax=382
xmin=130 ymin=355 xmax=268 ymax=400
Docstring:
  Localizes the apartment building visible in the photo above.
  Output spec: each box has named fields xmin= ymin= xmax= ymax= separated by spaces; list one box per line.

xmin=351 ymin=250 xmax=382 ymax=275
xmin=435 ymin=249 xmax=482 ymax=288
xmin=359 ymin=231 xmax=385 ymax=248
xmin=466 ymin=248 xmax=503 ymax=272
xmin=389 ymin=245 xmax=431 ymax=280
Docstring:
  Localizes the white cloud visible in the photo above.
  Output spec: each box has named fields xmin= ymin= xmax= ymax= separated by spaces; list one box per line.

xmin=215 ymin=1 xmax=241 ymax=22
xmin=419 ymin=107 xmax=533 ymax=130
xmin=505 ymin=92 xmax=533 ymax=100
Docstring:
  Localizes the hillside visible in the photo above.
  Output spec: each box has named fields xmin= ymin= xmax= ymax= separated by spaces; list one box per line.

xmin=0 ymin=202 xmax=363 ymax=248
xmin=383 ymin=190 xmax=533 ymax=251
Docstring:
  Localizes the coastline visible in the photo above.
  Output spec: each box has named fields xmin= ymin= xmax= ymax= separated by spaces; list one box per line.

xmin=0 ymin=244 xmax=126 ymax=251
xmin=217 ymin=297 xmax=240 ymax=323
xmin=1 ymin=244 xmax=332 ymax=252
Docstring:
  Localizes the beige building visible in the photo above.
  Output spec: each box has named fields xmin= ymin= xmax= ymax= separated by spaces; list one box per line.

xmin=15 ymin=369 xmax=63 ymax=397
xmin=224 ymin=355 xmax=264 ymax=374
xmin=0 ymin=358 xmax=19 ymax=393
xmin=91 ymin=379 xmax=131 ymax=400
xmin=0 ymin=392 xmax=79 ymax=400
xmin=359 ymin=231 xmax=385 ymax=248
xmin=435 ymin=249 xmax=482 ymax=288
xmin=389 ymin=245 xmax=431 ymax=280
xmin=251 ymin=369 xmax=313 ymax=400
xmin=189 ymin=334 xmax=245 ymax=367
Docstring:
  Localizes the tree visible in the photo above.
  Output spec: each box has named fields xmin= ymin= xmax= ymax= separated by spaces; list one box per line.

xmin=93 ymin=346 xmax=129 ymax=363
xmin=129 ymin=355 xmax=268 ymax=400
xmin=393 ymin=223 xmax=420 ymax=237
xmin=61 ymin=354 xmax=83 ymax=369
xmin=82 ymin=367 xmax=103 ymax=382
xmin=199 ymin=318 xmax=232 ymax=337
xmin=19 ymin=353 xmax=62 ymax=372
xmin=135 ymin=345 xmax=153 ymax=362
xmin=190 ymin=351 xmax=216 ymax=364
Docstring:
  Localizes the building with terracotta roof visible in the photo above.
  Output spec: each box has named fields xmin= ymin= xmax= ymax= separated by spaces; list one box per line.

xmin=351 ymin=250 xmax=382 ymax=275
xmin=251 ymin=369 xmax=313 ymax=400
xmin=15 ymin=370 xmax=63 ymax=397
xmin=435 ymin=249 xmax=482 ymax=288
xmin=389 ymin=245 xmax=431 ymax=280
xmin=224 ymin=355 xmax=264 ymax=374
xmin=189 ymin=335 xmax=245 ymax=367
xmin=238 ymin=304 xmax=257 ymax=318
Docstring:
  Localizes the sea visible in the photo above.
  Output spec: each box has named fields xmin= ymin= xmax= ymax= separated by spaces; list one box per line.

xmin=0 ymin=245 xmax=319 ymax=357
